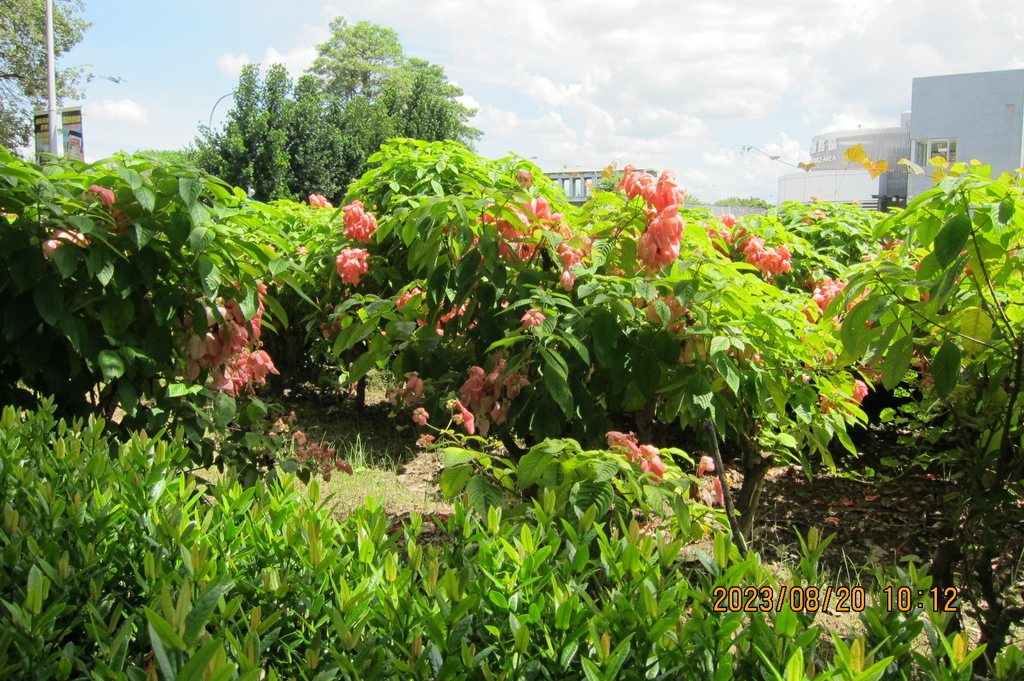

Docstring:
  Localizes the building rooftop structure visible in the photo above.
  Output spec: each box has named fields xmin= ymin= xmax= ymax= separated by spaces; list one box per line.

xmin=779 ymin=68 xmax=1024 ymax=209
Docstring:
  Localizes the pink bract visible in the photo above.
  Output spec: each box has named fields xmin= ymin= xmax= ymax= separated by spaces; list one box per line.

xmin=336 ymin=248 xmax=369 ymax=285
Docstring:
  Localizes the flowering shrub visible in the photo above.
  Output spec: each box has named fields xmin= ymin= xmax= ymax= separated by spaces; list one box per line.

xmin=289 ymin=139 xmax=870 ymax=538
xmin=0 ymin=148 xmax=295 ymax=476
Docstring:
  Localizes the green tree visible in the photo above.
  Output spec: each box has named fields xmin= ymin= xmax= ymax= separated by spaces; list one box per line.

xmin=309 ymin=18 xmax=403 ymax=100
xmin=195 ymin=20 xmax=481 ymax=203
xmin=0 ymin=0 xmax=90 ymax=150
xmin=194 ymin=63 xmax=293 ymax=201
xmin=715 ymin=196 xmax=772 ymax=209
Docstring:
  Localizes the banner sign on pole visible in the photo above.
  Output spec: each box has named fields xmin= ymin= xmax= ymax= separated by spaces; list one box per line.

xmin=62 ymin=108 xmax=84 ymax=161
xmin=33 ymin=106 xmax=84 ymax=164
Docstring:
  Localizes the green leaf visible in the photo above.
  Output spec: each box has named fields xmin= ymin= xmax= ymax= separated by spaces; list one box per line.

xmin=196 ymin=255 xmax=221 ymax=295
xmin=543 ymin=366 xmax=575 ymax=418
xmin=98 ymin=350 xmax=125 ymax=381
xmin=442 ymin=447 xmax=477 ymax=468
xmin=33 ymin=277 xmax=62 ymax=325
xmin=101 ymin=297 xmax=135 ymax=338
xmin=998 ymin=197 xmax=1015 ymax=225
xmin=517 ymin=449 xmax=552 ymax=489
xmin=213 ymin=393 xmax=236 ymax=428
xmin=784 ymin=647 xmax=804 ymax=681
xmin=175 ymin=640 xmax=224 ymax=681
xmin=466 ymin=476 xmax=503 ymax=516
xmin=439 ymin=465 xmax=472 ymax=498
xmin=840 ymin=298 xmax=876 ymax=359
xmin=581 ymin=657 xmax=605 ymax=681
xmin=932 ymin=341 xmax=961 ymax=398
xmin=183 ymin=575 xmax=233 ymax=647
xmin=52 ymin=243 xmax=80 ymax=278
xmin=882 ymin=334 xmax=914 ymax=390
xmin=189 ymin=225 xmax=216 ymax=252
xmin=958 ymin=307 xmax=993 ymax=356
xmin=144 ymin=607 xmax=186 ymax=650
xmin=570 ymin=481 xmax=614 ymax=517
xmin=134 ymin=184 xmax=156 ymax=212
xmin=591 ymin=309 xmax=618 ymax=367
xmin=933 ymin=213 xmax=972 ymax=268
xmin=179 ymin=177 xmax=202 ymax=209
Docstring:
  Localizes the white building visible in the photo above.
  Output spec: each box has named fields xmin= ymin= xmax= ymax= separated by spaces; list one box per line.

xmin=779 ymin=69 xmax=1024 ymax=209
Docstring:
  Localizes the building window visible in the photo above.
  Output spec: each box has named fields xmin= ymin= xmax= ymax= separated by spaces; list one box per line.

xmin=916 ymin=138 xmax=957 ymax=164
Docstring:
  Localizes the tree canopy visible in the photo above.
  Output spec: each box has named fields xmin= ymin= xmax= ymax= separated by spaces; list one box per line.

xmin=0 ymin=0 xmax=90 ymax=150
xmin=194 ymin=18 xmax=482 ymax=203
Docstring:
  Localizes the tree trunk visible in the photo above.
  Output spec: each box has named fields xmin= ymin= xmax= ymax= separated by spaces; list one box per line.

xmin=733 ymin=451 xmax=774 ymax=542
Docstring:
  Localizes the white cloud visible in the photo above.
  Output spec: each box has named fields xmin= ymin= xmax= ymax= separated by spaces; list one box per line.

xmin=73 ymin=0 xmax=1024 ymax=199
xmin=217 ymin=52 xmax=250 ymax=77
xmin=84 ymin=99 xmax=150 ymax=125
xmin=263 ymin=45 xmax=319 ymax=77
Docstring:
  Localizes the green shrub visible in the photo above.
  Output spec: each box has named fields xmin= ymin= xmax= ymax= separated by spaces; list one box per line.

xmin=1 ymin=403 xmax=1016 ymax=680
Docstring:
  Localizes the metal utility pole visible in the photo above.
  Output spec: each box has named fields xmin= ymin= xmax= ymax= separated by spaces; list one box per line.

xmin=45 ymin=0 xmax=60 ymax=157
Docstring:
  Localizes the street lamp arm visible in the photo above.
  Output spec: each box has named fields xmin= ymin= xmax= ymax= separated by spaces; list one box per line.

xmin=208 ymin=93 xmax=233 ymax=130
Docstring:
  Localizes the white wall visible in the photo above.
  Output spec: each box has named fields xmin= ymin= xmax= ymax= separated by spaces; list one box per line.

xmin=777 ymin=169 xmax=879 ymax=205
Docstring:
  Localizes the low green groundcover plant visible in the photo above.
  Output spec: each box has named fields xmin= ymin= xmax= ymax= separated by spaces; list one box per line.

xmin=2 ymin=403 xmax=1022 ymax=680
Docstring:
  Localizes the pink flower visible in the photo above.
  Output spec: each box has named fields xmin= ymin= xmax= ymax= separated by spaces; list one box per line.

xmin=401 ymin=372 xmax=424 ymax=404
xmin=412 ymin=407 xmax=429 ymax=426
xmin=697 ymin=455 xmax=716 ymax=477
xmin=852 ymin=379 xmax=870 ymax=405
xmin=88 ymin=184 xmax=115 ymax=207
xmin=641 ymin=170 xmax=686 ymax=212
xmin=607 ymin=431 xmax=641 ymax=461
xmin=336 ymin=248 xmax=369 ymax=285
xmin=516 ymin=170 xmax=533 ymax=188
xmin=521 ymin=308 xmax=546 ymax=329
xmin=811 ymin=279 xmax=846 ymax=312
xmin=640 ymin=454 xmax=667 ymax=481
xmin=453 ymin=399 xmax=476 ymax=435
xmin=637 ymin=205 xmax=683 ymax=271
xmin=559 ymin=268 xmax=576 ymax=291
xmin=616 ymin=165 xmax=655 ymax=201
xmin=42 ymin=230 xmax=87 ymax=259
xmin=721 ymin=213 xmax=738 ymax=229
xmin=396 ymin=287 xmax=422 ymax=308
xmin=343 ymin=200 xmax=378 ymax=243
xmin=308 ymin=194 xmax=333 ymax=208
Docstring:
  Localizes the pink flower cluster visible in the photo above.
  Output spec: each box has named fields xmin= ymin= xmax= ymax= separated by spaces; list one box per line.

xmin=740 ymin=236 xmax=792 ymax=278
xmin=343 ymin=200 xmax=378 ymax=243
xmin=480 ymin=205 xmax=535 ymax=262
xmin=638 ymin=205 xmax=684 ymax=272
xmin=820 ymin=378 xmax=870 ymax=414
xmin=521 ymin=307 xmax=546 ymax=329
xmin=396 ymin=287 xmax=423 ymax=308
xmin=556 ymin=237 xmax=591 ymax=291
xmin=606 ymin=431 xmax=667 ymax=480
xmin=88 ymin=184 xmax=115 ymax=207
xmin=182 ymin=283 xmax=280 ymax=396
xmin=388 ymin=372 xmax=424 ymax=406
xmin=479 ymin=197 xmax=567 ymax=264
xmin=618 ymin=167 xmax=687 ymax=272
xmin=810 ymin=278 xmax=847 ymax=315
xmin=454 ymin=355 xmax=530 ymax=437
xmin=644 ymin=295 xmax=687 ymax=333
xmin=42 ymin=229 xmax=87 ymax=259
xmin=617 ymin=167 xmax=686 ymax=212
xmin=336 ymin=248 xmax=369 ymax=285
xmin=308 ymin=194 xmax=333 ymax=208
xmin=292 ymin=430 xmax=353 ymax=481
xmin=696 ymin=455 xmax=725 ymax=507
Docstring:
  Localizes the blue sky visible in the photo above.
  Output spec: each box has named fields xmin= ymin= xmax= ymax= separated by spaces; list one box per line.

xmin=60 ymin=0 xmax=1024 ymax=202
